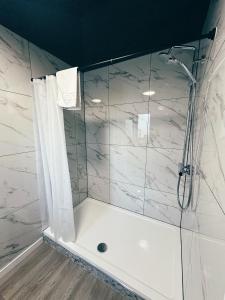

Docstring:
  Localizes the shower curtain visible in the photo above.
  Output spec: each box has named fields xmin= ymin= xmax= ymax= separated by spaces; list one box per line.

xmin=32 ymin=75 xmax=75 ymax=242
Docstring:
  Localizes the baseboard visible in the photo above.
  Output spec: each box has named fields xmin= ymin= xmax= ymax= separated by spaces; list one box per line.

xmin=0 ymin=237 xmax=43 ymax=281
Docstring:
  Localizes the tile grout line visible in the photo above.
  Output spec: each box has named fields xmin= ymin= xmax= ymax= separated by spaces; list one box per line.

xmin=0 ymin=199 xmax=40 ymax=221
xmin=0 ymin=87 xmax=32 ymax=98
xmin=83 ymin=73 xmax=90 ymax=200
xmin=82 ymin=76 xmax=89 ymax=203
xmin=84 ymin=96 xmax=189 ymax=108
xmin=85 ymin=142 xmax=184 ymax=151
xmin=143 ymin=53 xmax=152 ymax=216
xmin=107 ymin=65 xmax=111 ymax=204
xmin=0 ymin=150 xmax=35 ymax=158
xmin=75 ymin=110 xmax=80 ymax=205
xmin=27 ymin=41 xmax=33 ymax=79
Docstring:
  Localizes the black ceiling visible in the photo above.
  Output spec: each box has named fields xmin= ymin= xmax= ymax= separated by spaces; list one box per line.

xmin=0 ymin=0 xmax=210 ymax=67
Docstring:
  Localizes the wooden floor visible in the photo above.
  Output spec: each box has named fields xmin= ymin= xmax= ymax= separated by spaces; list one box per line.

xmin=0 ymin=243 xmax=128 ymax=300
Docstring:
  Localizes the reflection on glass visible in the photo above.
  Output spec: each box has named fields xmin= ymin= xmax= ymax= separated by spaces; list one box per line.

xmin=142 ymin=90 xmax=156 ymax=96
xmin=138 ymin=113 xmax=150 ymax=139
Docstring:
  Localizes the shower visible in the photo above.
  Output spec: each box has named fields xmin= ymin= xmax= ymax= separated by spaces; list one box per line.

xmin=159 ymin=45 xmax=197 ymax=210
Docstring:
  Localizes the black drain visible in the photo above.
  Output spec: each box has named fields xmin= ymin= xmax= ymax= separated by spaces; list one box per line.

xmin=97 ymin=243 xmax=107 ymax=253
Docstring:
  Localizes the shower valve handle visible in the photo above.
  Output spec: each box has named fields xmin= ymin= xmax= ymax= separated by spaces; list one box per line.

xmin=178 ymin=163 xmax=191 ymax=176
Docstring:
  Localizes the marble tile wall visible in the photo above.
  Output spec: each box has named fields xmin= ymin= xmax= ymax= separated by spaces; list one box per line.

xmin=181 ymin=0 xmax=225 ymax=299
xmin=84 ymin=50 xmax=195 ymax=227
xmin=0 ymin=24 xmax=70 ymax=269
xmin=181 ymin=0 xmax=225 ymax=240
xmin=64 ymin=105 xmax=88 ymax=207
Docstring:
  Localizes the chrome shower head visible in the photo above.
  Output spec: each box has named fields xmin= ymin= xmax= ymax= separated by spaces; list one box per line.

xmin=158 ymin=51 xmax=196 ymax=84
xmin=159 ymin=52 xmax=179 ymax=65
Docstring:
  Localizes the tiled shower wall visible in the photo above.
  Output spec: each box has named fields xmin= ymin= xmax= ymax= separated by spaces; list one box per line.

xmin=182 ymin=0 xmax=225 ymax=299
xmin=64 ymin=102 xmax=88 ymax=207
xmin=84 ymin=49 xmax=195 ymax=226
xmin=0 ymin=24 xmax=70 ymax=269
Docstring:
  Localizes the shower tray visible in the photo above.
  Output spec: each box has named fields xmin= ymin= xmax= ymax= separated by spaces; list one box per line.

xmin=44 ymin=197 xmax=182 ymax=300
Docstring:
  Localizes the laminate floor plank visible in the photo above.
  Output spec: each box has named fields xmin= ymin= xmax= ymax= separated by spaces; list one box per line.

xmin=0 ymin=243 xmax=128 ymax=300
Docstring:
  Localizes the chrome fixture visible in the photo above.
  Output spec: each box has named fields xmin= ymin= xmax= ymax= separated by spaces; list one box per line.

xmin=159 ymin=45 xmax=197 ymax=210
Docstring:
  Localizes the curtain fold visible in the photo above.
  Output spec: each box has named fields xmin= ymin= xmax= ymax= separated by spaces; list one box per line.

xmin=32 ymin=75 xmax=75 ymax=242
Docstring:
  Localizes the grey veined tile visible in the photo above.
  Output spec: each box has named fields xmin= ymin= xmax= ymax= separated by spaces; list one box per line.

xmin=0 ymin=152 xmax=38 ymax=218
xmin=64 ymin=110 xmax=76 ymax=146
xmin=109 ymin=102 xmax=150 ymax=146
xmin=75 ymin=107 xmax=86 ymax=145
xmin=110 ymin=181 xmax=144 ymax=214
xmin=144 ymin=188 xmax=181 ymax=226
xmin=146 ymin=147 xmax=183 ymax=194
xmin=0 ymin=25 xmax=31 ymax=95
xmin=87 ymin=144 xmax=109 ymax=179
xmin=66 ymin=144 xmax=78 ymax=180
xmin=0 ymin=90 xmax=35 ymax=156
xmin=29 ymin=42 xmax=70 ymax=79
xmin=109 ymin=55 xmax=150 ymax=105
xmin=88 ymin=176 xmax=109 ymax=203
xmin=84 ymin=66 xmax=108 ymax=106
xmin=150 ymin=50 xmax=193 ymax=101
xmin=110 ymin=145 xmax=146 ymax=187
xmin=0 ymin=215 xmax=41 ymax=269
xmin=85 ymin=106 xmax=109 ymax=144
xmin=148 ymin=98 xmax=188 ymax=149
xmin=77 ymin=144 xmax=87 ymax=178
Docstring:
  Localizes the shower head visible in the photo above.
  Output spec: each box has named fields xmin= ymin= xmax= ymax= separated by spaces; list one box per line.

xmin=159 ymin=52 xmax=178 ymax=64
xmin=158 ymin=51 xmax=196 ymax=84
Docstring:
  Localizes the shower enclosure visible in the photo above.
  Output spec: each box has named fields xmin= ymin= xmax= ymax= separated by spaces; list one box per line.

xmin=43 ymin=42 xmax=202 ymax=300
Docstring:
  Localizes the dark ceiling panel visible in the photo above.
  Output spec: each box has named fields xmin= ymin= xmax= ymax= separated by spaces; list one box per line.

xmin=0 ymin=0 xmax=210 ymax=66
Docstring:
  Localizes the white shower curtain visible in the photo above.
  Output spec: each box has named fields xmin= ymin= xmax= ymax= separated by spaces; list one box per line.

xmin=32 ymin=75 xmax=75 ymax=242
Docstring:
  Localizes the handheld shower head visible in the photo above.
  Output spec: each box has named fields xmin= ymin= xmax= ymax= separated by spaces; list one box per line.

xmin=158 ymin=52 xmax=196 ymax=84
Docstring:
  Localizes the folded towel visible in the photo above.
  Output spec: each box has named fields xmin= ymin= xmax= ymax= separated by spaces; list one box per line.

xmin=56 ymin=67 xmax=81 ymax=110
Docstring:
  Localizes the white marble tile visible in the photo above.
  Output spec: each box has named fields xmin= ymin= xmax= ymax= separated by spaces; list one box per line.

xmin=29 ymin=42 xmax=70 ymax=78
xmin=150 ymin=50 xmax=193 ymax=101
xmin=197 ymin=235 xmax=225 ymax=300
xmin=0 ymin=90 xmax=34 ymax=156
xmin=88 ymin=176 xmax=109 ymax=203
xmin=0 ymin=152 xmax=38 ymax=218
xmin=84 ymin=66 xmax=108 ymax=106
xmin=144 ymin=188 xmax=181 ymax=226
xmin=209 ymin=4 xmax=225 ymax=63
xmin=181 ymin=230 xmax=204 ymax=300
xmin=78 ymin=176 xmax=88 ymax=203
xmin=77 ymin=144 xmax=87 ymax=178
xmin=10 ymin=200 xmax=41 ymax=225
xmin=109 ymin=102 xmax=149 ymax=146
xmin=110 ymin=181 xmax=144 ymax=214
xmin=146 ymin=147 xmax=183 ymax=194
xmin=0 ymin=216 xmax=41 ymax=269
xmin=0 ymin=25 xmax=31 ymax=96
xmin=145 ymin=187 xmax=179 ymax=208
xmin=110 ymin=145 xmax=146 ymax=187
xmin=84 ymin=66 xmax=108 ymax=82
xmin=182 ymin=229 xmax=225 ymax=300
xmin=75 ymin=107 xmax=86 ymax=145
xmin=63 ymin=110 xmax=76 ymax=146
xmin=85 ymin=106 xmax=109 ymax=144
xmin=148 ymin=98 xmax=188 ymax=148
xmin=109 ymin=55 xmax=150 ymax=105
xmin=182 ymin=178 xmax=225 ymax=240
xmin=87 ymin=144 xmax=109 ymax=179
xmin=199 ymin=123 xmax=225 ymax=214
xmin=66 ymin=144 xmax=78 ymax=180
xmin=71 ymin=178 xmax=80 ymax=207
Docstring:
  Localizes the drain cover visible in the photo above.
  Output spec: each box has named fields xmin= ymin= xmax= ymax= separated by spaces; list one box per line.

xmin=97 ymin=243 xmax=107 ymax=253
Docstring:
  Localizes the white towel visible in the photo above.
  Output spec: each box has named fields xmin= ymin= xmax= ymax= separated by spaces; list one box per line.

xmin=56 ymin=67 xmax=81 ymax=110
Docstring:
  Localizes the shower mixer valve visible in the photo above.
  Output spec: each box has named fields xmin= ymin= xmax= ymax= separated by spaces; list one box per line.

xmin=178 ymin=163 xmax=191 ymax=176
